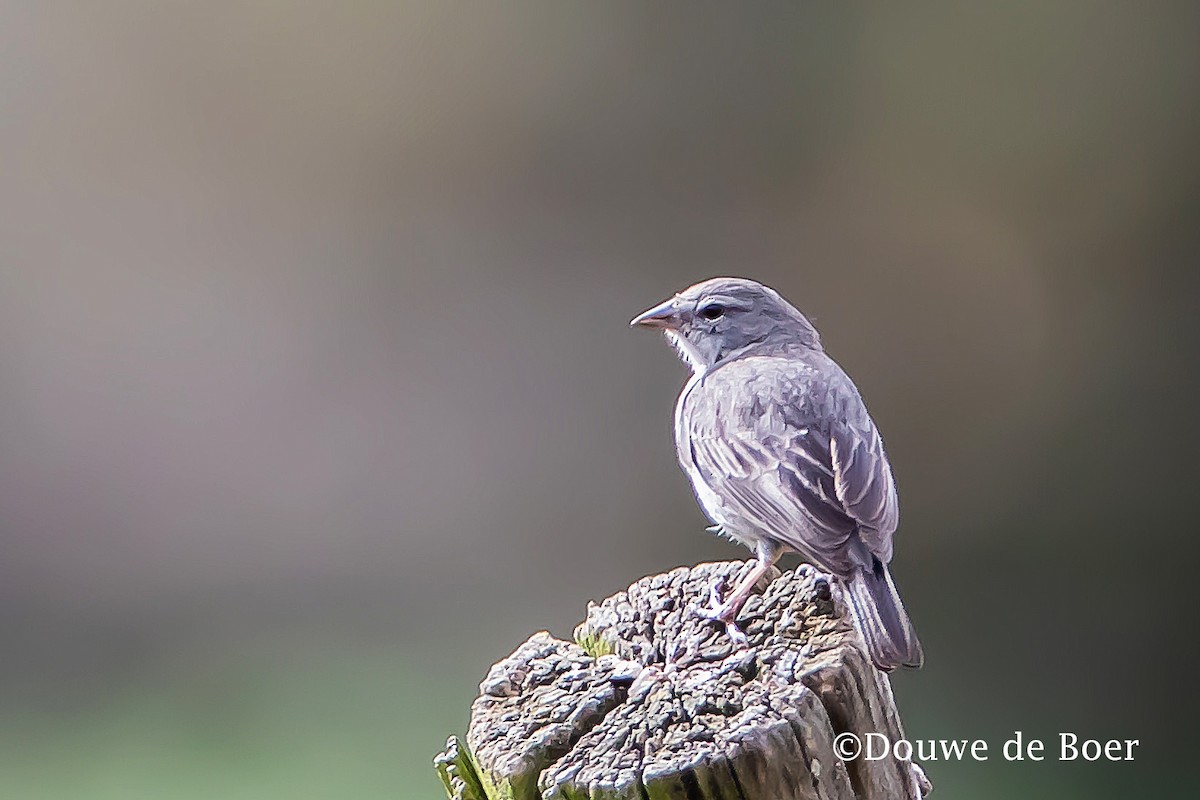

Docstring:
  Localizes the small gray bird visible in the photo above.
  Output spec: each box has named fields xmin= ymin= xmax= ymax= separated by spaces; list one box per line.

xmin=631 ymin=277 xmax=923 ymax=670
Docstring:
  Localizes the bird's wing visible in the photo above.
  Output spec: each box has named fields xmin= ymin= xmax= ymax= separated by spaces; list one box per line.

xmin=830 ymin=407 xmax=899 ymax=563
xmin=681 ymin=355 xmax=898 ymax=573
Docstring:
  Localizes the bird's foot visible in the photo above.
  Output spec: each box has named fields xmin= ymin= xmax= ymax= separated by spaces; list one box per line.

xmin=695 ymin=577 xmax=750 ymax=648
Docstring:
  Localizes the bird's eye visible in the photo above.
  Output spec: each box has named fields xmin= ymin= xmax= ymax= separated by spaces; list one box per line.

xmin=699 ymin=303 xmax=725 ymax=320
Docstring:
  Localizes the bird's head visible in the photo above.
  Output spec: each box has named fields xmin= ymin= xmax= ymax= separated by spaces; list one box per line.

xmin=630 ymin=277 xmax=821 ymax=372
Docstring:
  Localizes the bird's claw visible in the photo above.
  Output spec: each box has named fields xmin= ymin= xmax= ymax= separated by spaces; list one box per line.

xmin=721 ymin=619 xmax=750 ymax=648
xmin=695 ymin=577 xmax=750 ymax=648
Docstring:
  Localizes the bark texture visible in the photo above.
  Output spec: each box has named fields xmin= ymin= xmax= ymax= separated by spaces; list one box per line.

xmin=435 ymin=560 xmax=931 ymax=800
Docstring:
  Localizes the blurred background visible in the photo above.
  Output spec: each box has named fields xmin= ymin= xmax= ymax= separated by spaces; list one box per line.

xmin=1 ymin=2 xmax=1197 ymax=798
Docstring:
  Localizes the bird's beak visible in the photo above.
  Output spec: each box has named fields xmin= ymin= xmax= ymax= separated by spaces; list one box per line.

xmin=630 ymin=297 xmax=682 ymax=329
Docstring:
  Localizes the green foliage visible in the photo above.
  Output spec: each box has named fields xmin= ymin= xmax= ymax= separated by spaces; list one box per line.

xmin=573 ymin=628 xmax=614 ymax=659
xmin=434 ymin=736 xmax=489 ymax=800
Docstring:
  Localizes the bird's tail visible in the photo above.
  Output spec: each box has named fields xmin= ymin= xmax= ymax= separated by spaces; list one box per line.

xmin=845 ymin=558 xmax=924 ymax=670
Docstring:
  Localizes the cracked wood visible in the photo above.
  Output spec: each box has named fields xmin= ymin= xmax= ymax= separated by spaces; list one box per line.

xmin=435 ymin=560 xmax=930 ymax=800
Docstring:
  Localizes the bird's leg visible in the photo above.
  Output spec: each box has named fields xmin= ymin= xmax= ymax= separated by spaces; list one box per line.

xmin=698 ymin=541 xmax=782 ymax=647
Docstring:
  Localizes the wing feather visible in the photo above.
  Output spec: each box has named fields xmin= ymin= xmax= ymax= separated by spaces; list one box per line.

xmin=679 ymin=355 xmax=899 ymax=573
xmin=831 ymin=420 xmax=899 ymax=562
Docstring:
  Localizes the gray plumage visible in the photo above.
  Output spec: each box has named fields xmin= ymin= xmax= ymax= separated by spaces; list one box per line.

xmin=631 ymin=277 xmax=923 ymax=670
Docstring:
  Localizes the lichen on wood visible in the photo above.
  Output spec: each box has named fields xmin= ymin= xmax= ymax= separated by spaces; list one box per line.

xmin=434 ymin=560 xmax=931 ymax=800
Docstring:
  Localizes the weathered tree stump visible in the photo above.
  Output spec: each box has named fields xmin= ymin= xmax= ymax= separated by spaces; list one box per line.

xmin=435 ymin=561 xmax=931 ymax=800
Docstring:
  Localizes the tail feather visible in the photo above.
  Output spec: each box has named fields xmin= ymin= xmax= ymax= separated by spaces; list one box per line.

xmin=844 ymin=559 xmax=923 ymax=670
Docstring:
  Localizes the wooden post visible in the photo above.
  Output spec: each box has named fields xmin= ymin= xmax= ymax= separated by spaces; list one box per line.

xmin=435 ymin=561 xmax=932 ymax=800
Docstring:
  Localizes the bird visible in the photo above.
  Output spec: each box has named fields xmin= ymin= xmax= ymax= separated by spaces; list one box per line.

xmin=630 ymin=277 xmax=923 ymax=670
